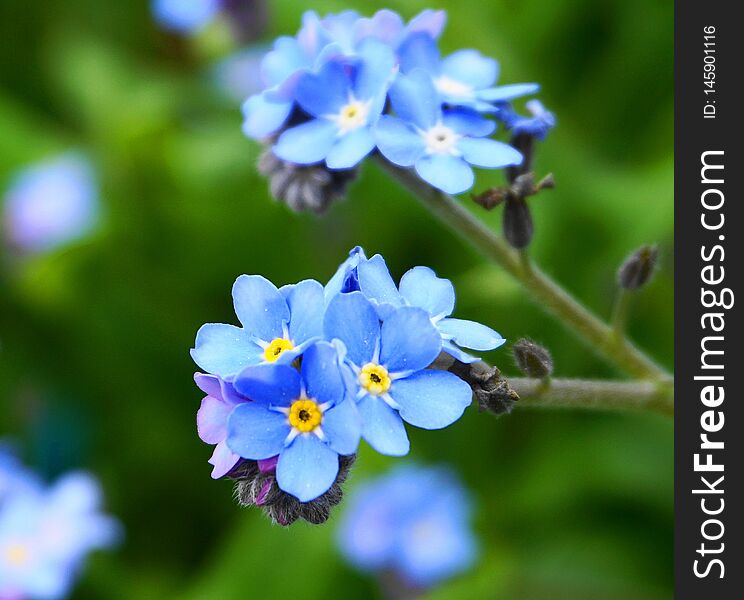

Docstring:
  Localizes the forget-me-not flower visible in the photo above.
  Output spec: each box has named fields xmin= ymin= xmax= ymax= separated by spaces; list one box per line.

xmin=375 ymin=70 xmax=523 ymax=194
xmin=191 ymin=276 xmax=325 ymax=380
xmin=227 ymin=341 xmax=361 ymax=501
xmin=151 ymin=0 xmax=221 ymax=33
xmin=398 ymin=33 xmax=538 ymax=111
xmin=3 ymin=154 xmax=99 ymax=254
xmin=324 ymin=292 xmax=471 ymax=456
xmin=337 ymin=464 xmax=477 ymax=588
xmin=502 ymin=99 xmax=556 ymax=140
xmin=1 ymin=468 xmax=120 ymax=600
xmin=273 ymin=40 xmax=396 ymax=169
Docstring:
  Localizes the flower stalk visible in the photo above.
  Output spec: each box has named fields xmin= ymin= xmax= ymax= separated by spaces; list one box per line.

xmin=379 ymin=160 xmax=672 ymax=385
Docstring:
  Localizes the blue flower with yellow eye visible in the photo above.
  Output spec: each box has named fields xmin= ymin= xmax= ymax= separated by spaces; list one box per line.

xmin=375 ymin=70 xmax=523 ymax=194
xmin=324 ymin=292 xmax=472 ymax=457
xmin=227 ymin=342 xmax=361 ymax=502
xmin=273 ymin=40 xmax=396 ymax=170
xmin=398 ymin=33 xmax=538 ymax=112
xmin=337 ymin=464 xmax=477 ymax=588
xmin=191 ymin=275 xmax=325 ymax=380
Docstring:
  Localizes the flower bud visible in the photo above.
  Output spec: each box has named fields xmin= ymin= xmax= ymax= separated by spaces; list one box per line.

xmin=503 ymin=198 xmax=534 ymax=249
xmin=258 ymin=149 xmax=358 ymax=214
xmin=617 ymin=245 xmax=658 ymax=290
xmin=445 ymin=357 xmax=519 ymax=415
xmin=512 ymin=338 xmax=553 ymax=378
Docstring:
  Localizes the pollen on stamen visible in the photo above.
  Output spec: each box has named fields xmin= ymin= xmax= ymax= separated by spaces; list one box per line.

xmin=264 ymin=338 xmax=294 ymax=363
xmin=359 ymin=363 xmax=391 ymax=395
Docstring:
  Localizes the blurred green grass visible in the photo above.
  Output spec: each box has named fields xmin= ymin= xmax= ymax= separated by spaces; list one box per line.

xmin=0 ymin=0 xmax=672 ymax=598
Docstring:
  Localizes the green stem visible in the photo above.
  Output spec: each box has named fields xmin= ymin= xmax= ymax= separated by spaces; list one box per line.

xmin=610 ymin=289 xmax=631 ymax=336
xmin=509 ymin=377 xmax=674 ymax=416
xmin=380 ymin=161 xmax=672 ymax=384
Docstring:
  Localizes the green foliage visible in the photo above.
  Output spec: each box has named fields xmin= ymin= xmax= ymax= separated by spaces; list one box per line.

xmin=0 ymin=0 xmax=672 ymax=597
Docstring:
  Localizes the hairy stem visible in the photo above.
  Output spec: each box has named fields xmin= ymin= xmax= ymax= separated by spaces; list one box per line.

xmin=510 ymin=377 xmax=673 ymax=416
xmin=380 ymin=161 xmax=672 ymax=384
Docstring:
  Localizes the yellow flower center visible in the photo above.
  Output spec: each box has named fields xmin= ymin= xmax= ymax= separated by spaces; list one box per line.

xmin=3 ymin=542 xmax=30 ymax=567
xmin=359 ymin=363 xmax=391 ymax=395
xmin=336 ymin=100 xmax=370 ymax=134
xmin=288 ymin=399 xmax=323 ymax=433
xmin=264 ymin=338 xmax=294 ymax=363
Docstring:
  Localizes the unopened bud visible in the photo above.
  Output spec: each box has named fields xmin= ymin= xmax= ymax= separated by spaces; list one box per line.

xmin=617 ymin=245 xmax=658 ymax=290
xmin=503 ymin=198 xmax=534 ymax=249
xmin=512 ymin=339 xmax=553 ymax=378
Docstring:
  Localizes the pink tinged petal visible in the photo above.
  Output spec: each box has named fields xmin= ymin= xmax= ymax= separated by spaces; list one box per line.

xmin=273 ymin=119 xmax=339 ymax=165
xmin=197 ymin=395 xmax=234 ymax=444
xmin=209 ymin=442 xmax=241 ymax=479
xmin=398 ymin=266 xmax=455 ymax=318
xmin=258 ymin=456 xmax=278 ymax=473
xmin=390 ymin=370 xmax=472 ymax=429
xmin=457 ymin=138 xmax=522 ymax=168
xmin=380 ymin=307 xmax=442 ymax=373
xmin=357 ymin=395 xmax=410 ymax=456
xmin=276 ymin=435 xmax=339 ymax=502
xmin=194 ymin=373 xmax=222 ymax=398
xmin=414 ymin=154 xmax=475 ymax=195
xmin=255 ymin=478 xmax=274 ymax=505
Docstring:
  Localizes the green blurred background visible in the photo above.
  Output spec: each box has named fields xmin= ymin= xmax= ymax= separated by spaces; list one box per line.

xmin=0 ymin=0 xmax=672 ymax=598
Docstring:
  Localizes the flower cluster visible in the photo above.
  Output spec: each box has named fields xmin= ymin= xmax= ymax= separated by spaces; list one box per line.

xmin=0 ymin=450 xmax=120 ymax=600
xmin=337 ymin=464 xmax=478 ymax=588
xmin=2 ymin=154 xmax=99 ymax=256
xmin=191 ymin=247 xmax=505 ymax=517
xmin=241 ymin=9 xmax=552 ymax=197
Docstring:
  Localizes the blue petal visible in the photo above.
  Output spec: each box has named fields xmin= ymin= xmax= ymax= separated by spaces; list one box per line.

xmin=226 ymin=403 xmax=288 ymax=460
xmin=353 ymin=9 xmax=404 ymax=46
xmin=443 ymin=340 xmax=480 ymax=364
xmin=302 ymin=341 xmax=346 ymax=406
xmin=374 ymin=115 xmax=425 ymax=167
xmin=399 ymin=266 xmax=455 ymax=318
xmin=294 ymin=61 xmax=349 ymax=118
xmin=232 ymin=275 xmax=288 ymax=342
xmin=285 ymin=279 xmax=324 ymax=345
xmin=191 ymin=324 xmax=263 ymax=379
xmin=398 ymin=33 xmax=441 ymax=76
xmin=233 ymin=364 xmax=302 ymax=406
xmin=380 ymin=306 xmax=442 ymax=373
xmin=388 ymin=70 xmax=440 ymax=130
xmin=415 ymin=154 xmax=474 ymax=194
xmin=438 ymin=318 xmax=506 ymax=351
xmin=152 ymin=0 xmax=219 ymax=32
xmin=354 ymin=38 xmax=396 ymax=101
xmin=357 ymin=254 xmax=403 ymax=307
xmin=322 ymin=398 xmax=361 ymax=455
xmin=241 ymin=93 xmax=293 ymax=140
xmin=458 ymin=138 xmax=522 ymax=168
xmin=390 ymin=370 xmax=471 ymax=429
xmin=357 ymin=395 xmax=410 ymax=456
xmin=273 ymin=119 xmax=339 ymax=165
xmin=326 ymin=128 xmax=376 ymax=169
xmin=324 ymin=292 xmax=380 ymax=366
xmin=261 ymin=37 xmax=307 ymax=87
xmin=443 ymin=108 xmax=496 ymax=137
xmin=325 ymin=246 xmax=367 ymax=301
xmin=405 ymin=9 xmax=447 ymax=39
xmin=478 ymin=83 xmax=540 ymax=103
xmin=441 ymin=49 xmax=498 ymax=89
xmin=276 ymin=434 xmax=339 ymax=501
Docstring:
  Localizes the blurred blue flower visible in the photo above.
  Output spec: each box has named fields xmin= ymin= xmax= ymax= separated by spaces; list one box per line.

xmin=194 ymin=374 xmax=251 ymax=478
xmin=152 ymin=0 xmax=221 ymax=33
xmin=212 ymin=46 xmax=267 ymax=102
xmin=274 ymin=40 xmax=396 ymax=169
xmin=376 ymin=70 xmax=523 ymax=194
xmin=328 ymin=248 xmax=505 ymax=363
xmin=2 ymin=154 xmax=99 ymax=254
xmin=398 ymin=33 xmax=538 ymax=111
xmin=337 ymin=464 xmax=477 ymax=588
xmin=191 ymin=276 xmax=325 ymax=380
xmin=502 ymin=99 xmax=556 ymax=140
xmin=0 ymin=465 xmax=120 ymax=600
xmin=227 ymin=342 xmax=361 ymax=501
xmin=324 ymin=292 xmax=471 ymax=456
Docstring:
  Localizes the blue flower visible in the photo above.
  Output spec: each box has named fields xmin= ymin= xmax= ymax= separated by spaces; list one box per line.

xmin=0 ymin=470 xmax=120 ymax=600
xmin=398 ymin=33 xmax=538 ymax=111
xmin=337 ymin=464 xmax=477 ymax=587
xmin=330 ymin=249 xmax=505 ymax=363
xmin=151 ymin=0 xmax=221 ymax=33
xmin=212 ymin=46 xmax=268 ymax=103
xmin=227 ymin=341 xmax=361 ymax=502
xmin=501 ymin=99 xmax=556 ymax=140
xmin=191 ymin=275 xmax=325 ymax=380
xmin=324 ymin=292 xmax=472 ymax=457
xmin=353 ymin=9 xmax=446 ymax=49
xmin=375 ymin=70 xmax=523 ymax=194
xmin=3 ymin=153 xmax=99 ymax=254
xmin=273 ymin=40 xmax=396 ymax=169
